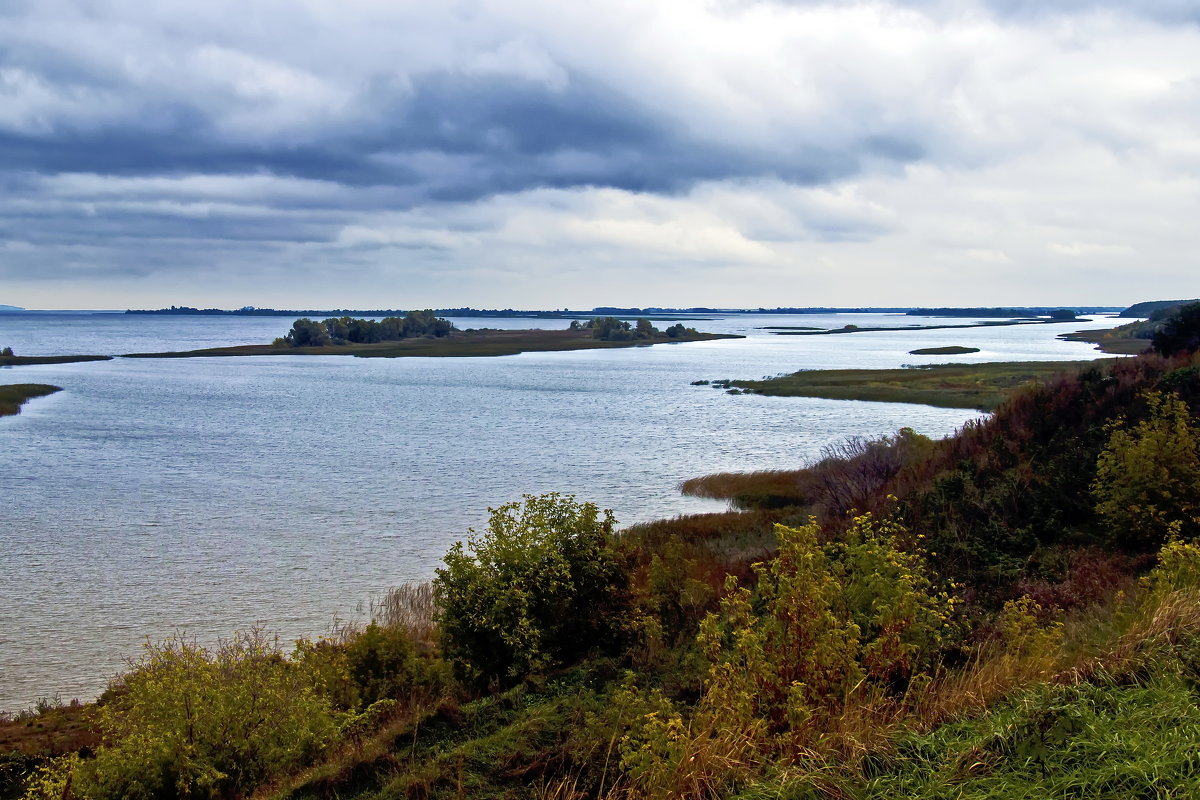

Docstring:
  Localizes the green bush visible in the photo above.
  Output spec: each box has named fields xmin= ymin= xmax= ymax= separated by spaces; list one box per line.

xmin=344 ymin=622 xmax=451 ymax=707
xmin=31 ymin=631 xmax=341 ymax=800
xmin=434 ymin=493 xmax=631 ymax=687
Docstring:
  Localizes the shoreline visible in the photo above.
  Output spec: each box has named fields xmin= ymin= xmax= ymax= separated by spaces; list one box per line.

xmin=767 ymin=318 xmax=1090 ymax=335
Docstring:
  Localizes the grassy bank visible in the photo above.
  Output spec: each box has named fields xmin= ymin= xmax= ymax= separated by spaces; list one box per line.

xmin=125 ymin=328 xmax=739 ymax=359
xmin=0 ymin=384 xmax=61 ymax=417
xmin=716 ymin=360 xmax=1102 ymax=410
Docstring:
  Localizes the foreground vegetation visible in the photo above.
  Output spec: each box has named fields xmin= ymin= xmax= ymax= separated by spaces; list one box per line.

xmin=0 ymin=384 xmax=60 ymax=417
xmin=711 ymin=360 xmax=1101 ymax=410
xmin=7 ymin=305 xmax=1200 ymax=800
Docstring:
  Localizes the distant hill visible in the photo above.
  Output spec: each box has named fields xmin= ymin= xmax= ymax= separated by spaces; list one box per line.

xmin=0 ymin=304 xmax=24 ymax=312
xmin=1120 ymin=299 xmax=1200 ymax=318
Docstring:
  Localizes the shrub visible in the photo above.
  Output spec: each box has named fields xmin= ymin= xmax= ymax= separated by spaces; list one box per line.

xmin=1152 ymin=302 xmax=1200 ymax=356
xmin=1093 ymin=390 xmax=1200 ymax=548
xmin=344 ymin=622 xmax=450 ymax=708
xmin=434 ymin=493 xmax=631 ymax=687
xmin=46 ymin=631 xmax=341 ymax=800
xmin=698 ymin=514 xmax=958 ymax=738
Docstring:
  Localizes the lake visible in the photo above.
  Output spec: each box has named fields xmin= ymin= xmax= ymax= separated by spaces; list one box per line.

xmin=0 ymin=311 xmax=1120 ymax=711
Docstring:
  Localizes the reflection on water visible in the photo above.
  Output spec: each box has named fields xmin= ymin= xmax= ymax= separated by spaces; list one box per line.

xmin=0 ymin=312 xmax=1119 ymax=710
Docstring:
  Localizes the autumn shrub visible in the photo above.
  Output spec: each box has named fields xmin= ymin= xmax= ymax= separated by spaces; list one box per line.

xmin=697 ymin=513 xmax=959 ymax=741
xmin=434 ymin=493 xmax=631 ymax=687
xmin=1093 ymin=390 xmax=1200 ymax=548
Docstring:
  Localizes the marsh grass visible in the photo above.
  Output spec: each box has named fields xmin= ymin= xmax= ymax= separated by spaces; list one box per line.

xmin=0 ymin=384 xmax=60 ymax=417
xmin=370 ymin=583 xmax=437 ymax=648
xmin=728 ymin=360 xmax=1105 ymax=410
xmin=678 ymin=470 xmax=811 ymax=508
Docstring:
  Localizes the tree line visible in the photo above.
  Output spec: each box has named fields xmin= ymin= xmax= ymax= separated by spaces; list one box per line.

xmin=276 ymin=311 xmax=455 ymax=347
xmin=570 ymin=316 xmax=699 ymax=341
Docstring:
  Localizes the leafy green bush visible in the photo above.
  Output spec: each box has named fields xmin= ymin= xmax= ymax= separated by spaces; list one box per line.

xmin=344 ymin=622 xmax=451 ymax=708
xmin=29 ymin=631 xmax=341 ymax=800
xmin=434 ymin=493 xmax=631 ymax=687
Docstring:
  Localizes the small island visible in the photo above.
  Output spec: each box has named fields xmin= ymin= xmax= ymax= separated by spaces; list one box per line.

xmin=0 ymin=384 xmax=61 ymax=417
xmin=908 ymin=345 xmax=980 ymax=355
xmin=126 ymin=313 xmax=740 ymax=359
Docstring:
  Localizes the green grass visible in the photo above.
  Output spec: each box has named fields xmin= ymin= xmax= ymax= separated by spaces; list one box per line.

xmin=855 ymin=676 xmax=1200 ymax=800
xmin=0 ymin=355 xmax=111 ymax=366
xmin=124 ymin=328 xmax=739 ymax=360
xmin=0 ymin=384 xmax=61 ymax=417
xmin=725 ymin=360 xmax=1106 ymax=411
xmin=908 ymin=346 xmax=981 ymax=355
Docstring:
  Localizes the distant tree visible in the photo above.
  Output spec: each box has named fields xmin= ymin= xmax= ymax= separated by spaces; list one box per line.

xmin=323 ymin=316 xmax=351 ymax=344
xmin=284 ymin=318 xmax=330 ymax=347
xmin=402 ymin=310 xmax=454 ymax=338
xmin=347 ymin=317 xmax=382 ymax=343
xmin=1152 ymin=302 xmax=1200 ymax=356
xmin=1050 ymin=309 xmax=1077 ymax=320
xmin=1 ymin=346 xmax=12 ymax=357
xmin=664 ymin=323 xmax=697 ymax=338
xmin=634 ymin=318 xmax=658 ymax=339
xmin=590 ymin=316 xmax=634 ymax=341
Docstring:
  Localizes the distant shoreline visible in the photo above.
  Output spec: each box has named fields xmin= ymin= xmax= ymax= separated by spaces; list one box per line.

xmin=124 ymin=327 xmax=741 ymax=360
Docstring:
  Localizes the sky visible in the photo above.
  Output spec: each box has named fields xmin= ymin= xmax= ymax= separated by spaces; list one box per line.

xmin=1 ymin=0 xmax=1198 ymax=310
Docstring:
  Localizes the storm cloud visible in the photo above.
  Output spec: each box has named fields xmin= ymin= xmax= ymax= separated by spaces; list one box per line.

xmin=1 ymin=0 xmax=1197 ymax=307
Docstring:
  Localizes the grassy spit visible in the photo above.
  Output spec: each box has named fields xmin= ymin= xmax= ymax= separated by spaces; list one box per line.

xmin=0 ymin=355 xmax=111 ymax=367
xmin=0 ymin=384 xmax=61 ymax=417
xmin=717 ymin=360 xmax=1105 ymax=411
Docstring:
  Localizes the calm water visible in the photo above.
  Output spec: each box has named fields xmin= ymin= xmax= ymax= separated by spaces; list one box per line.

xmin=0 ymin=312 xmax=1119 ymax=711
